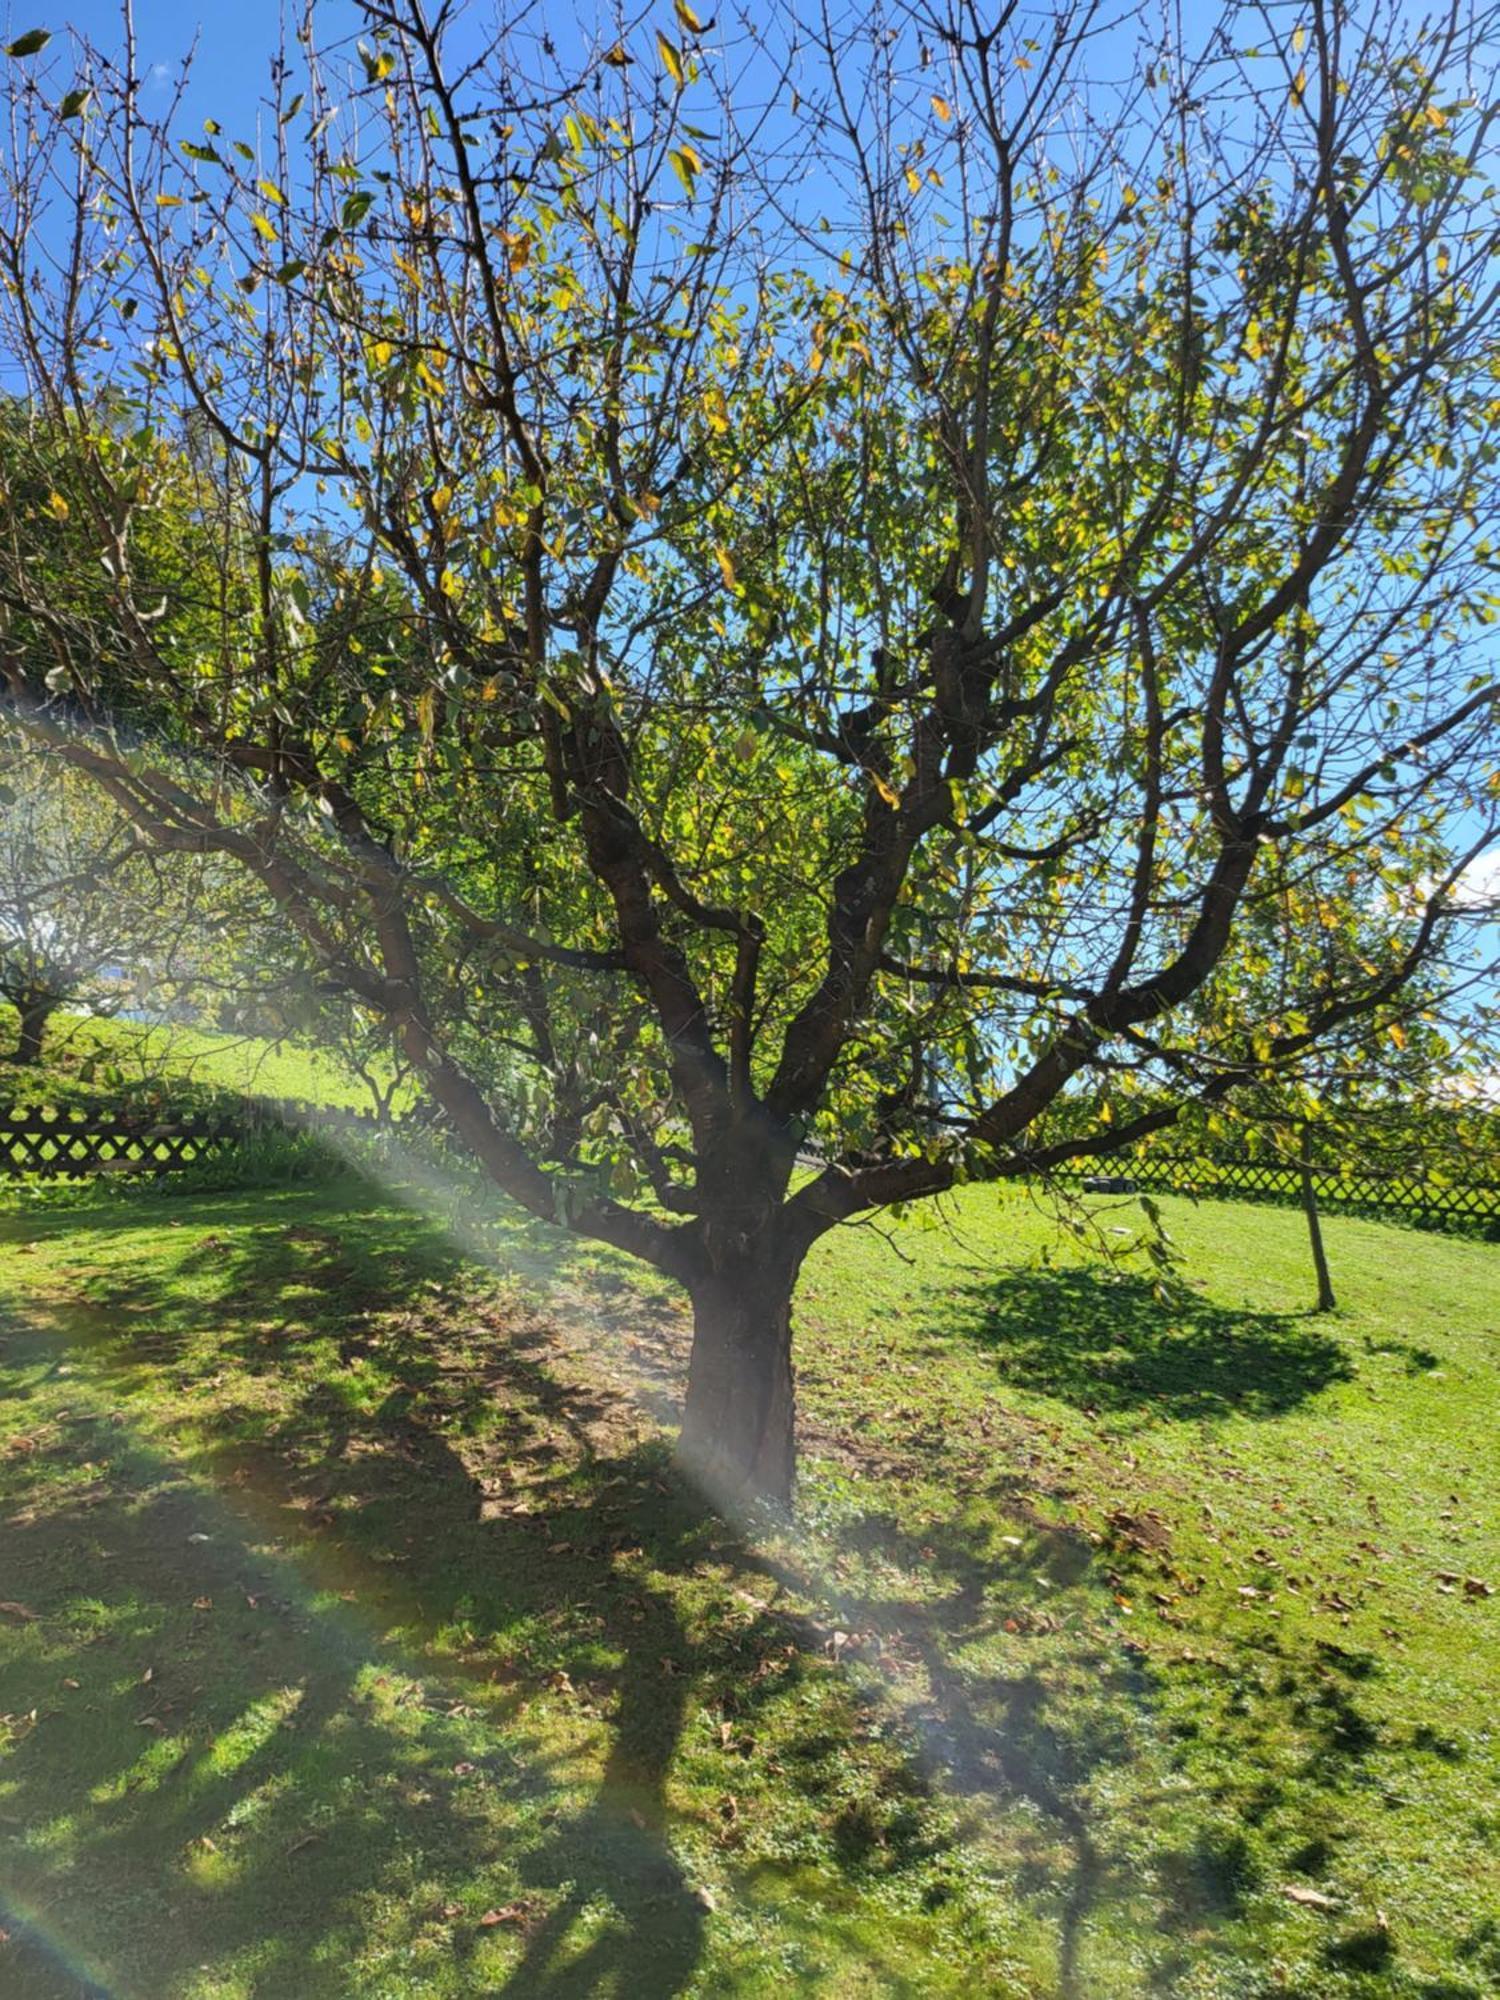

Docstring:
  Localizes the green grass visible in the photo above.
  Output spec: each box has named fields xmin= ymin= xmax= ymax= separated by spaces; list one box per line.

xmin=0 ymin=1009 xmax=396 ymax=1114
xmin=0 ymin=1173 xmax=1495 ymax=1997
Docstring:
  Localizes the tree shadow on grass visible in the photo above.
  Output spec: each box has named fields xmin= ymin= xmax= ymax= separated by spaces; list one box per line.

xmin=0 ymin=1192 xmax=960 ymax=1998
xmin=808 ymin=1498 xmax=1400 ymax=1999
xmin=948 ymin=1265 xmax=1353 ymax=1420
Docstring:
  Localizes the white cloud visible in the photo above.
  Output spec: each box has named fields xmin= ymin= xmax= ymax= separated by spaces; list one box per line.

xmin=1446 ymin=850 xmax=1500 ymax=912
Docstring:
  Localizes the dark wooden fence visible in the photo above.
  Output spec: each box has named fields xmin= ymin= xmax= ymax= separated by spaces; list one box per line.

xmin=1084 ymin=1152 xmax=1500 ymax=1228
xmin=4 ymin=1104 xmax=1498 ymax=1231
xmin=0 ymin=1098 xmax=395 ymax=1179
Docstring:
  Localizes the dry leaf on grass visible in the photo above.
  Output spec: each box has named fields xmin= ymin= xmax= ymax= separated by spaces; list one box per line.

xmin=1281 ymin=1884 xmax=1341 ymax=1910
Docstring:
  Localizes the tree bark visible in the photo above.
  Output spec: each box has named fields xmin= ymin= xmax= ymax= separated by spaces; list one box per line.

xmin=676 ymin=1253 xmax=798 ymax=1512
xmin=1299 ymin=1122 xmax=1336 ymax=1312
xmin=7 ymin=997 xmax=56 ymax=1066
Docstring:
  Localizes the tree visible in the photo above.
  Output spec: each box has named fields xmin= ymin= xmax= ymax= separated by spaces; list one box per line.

xmin=1160 ymin=843 xmax=1500 ymax=1309
xmin=1 ymin=0 xmax=1497 ymax=1506
xmin=0 ymin=747 xmax=199 ymax=1063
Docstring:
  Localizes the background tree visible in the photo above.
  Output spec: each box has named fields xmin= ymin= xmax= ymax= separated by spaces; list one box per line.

xmin=1157 ymin=842 xmax=1500 ymax=1308
xmin=1 ymin=0 xmax=1497 ymax=1505
xmin=0 ymin=746 xmax=205 ymax=1063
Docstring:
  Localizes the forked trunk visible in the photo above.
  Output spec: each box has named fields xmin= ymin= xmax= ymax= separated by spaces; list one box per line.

xmin=676 ymin=1257 xmax=797 ymax=1512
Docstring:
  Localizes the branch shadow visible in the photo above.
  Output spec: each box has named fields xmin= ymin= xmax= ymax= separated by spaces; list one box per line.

xmin=0 ymin=1193 xmax=952 ymax=1998
xmin=811 ymin=1498 xmax=1396 ymax=1998
xmin=946 ymin=1265 xmax=1353 ymax=1419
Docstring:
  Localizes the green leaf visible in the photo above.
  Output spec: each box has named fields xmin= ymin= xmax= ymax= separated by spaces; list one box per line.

xmin=59 ymin=87 xmax=91 ymax=118
xmin=5 ymin=29 xmax=50 ymax=58
xmin=341 ymin=190 xmax=374 ymax=231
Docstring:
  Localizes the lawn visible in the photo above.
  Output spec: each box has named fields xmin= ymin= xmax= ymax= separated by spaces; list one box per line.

xmin=0 ymin=1011 xmax=399 ymax=1116
xmin=0 ymin=1168 xmax=1495 ymax=1998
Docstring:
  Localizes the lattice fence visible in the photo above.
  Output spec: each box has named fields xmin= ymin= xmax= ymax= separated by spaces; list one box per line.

xmin=1095 ymin=1153 xmax=1500 ymax=1227
xmin=0 ymin=1096 xmax=397 ymax=1180
xmin=0 ymin=1106 xmax=240 ymax=1178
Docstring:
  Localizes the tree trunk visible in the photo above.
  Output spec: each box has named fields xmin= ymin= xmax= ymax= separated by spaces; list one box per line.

xmin=1299 ymin=1122 xmax=1336 ymax=1312
xmin=8 ymin=997 xmax=55 ymax=1066
xmin=676 ymin=1256 xmax=798 ymax=1512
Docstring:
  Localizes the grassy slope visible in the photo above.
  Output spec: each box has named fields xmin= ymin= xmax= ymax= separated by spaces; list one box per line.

xmin=0 ymin=1010 xmax=390 ymax=1113
xmin=0 ymin=1176 xmax=1495 ymax=1999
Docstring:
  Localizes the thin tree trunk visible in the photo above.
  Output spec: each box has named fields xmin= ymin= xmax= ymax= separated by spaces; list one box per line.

xmin=1299 ymin=1122 xmax=1336 ymax=1312
xmin=676 ymin=1256 xmax=798 ymax=1511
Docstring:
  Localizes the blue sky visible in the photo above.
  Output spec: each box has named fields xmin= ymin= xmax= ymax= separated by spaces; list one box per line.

xmin=16 ymin=0 xmax=1500 ymax=968
xmin=24 ymin=1 xmax=338 ymax=116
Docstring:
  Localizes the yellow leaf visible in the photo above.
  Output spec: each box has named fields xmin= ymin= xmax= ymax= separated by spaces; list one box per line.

xmin=43 ymin=490 xmax=69 ymax=521
xmin=257 ymin=177 xmax=285 ymax=206
xmin=431 ymin=484 xmax=453 ymax=515
xmin=656 ymin=31 xmax=684 ymax=87
xmin=904 ymin=166 xmax=921 ymax=195
xmin=714 ymin=545 xmax=736 ymax=589
xmin=250 ymin=212 xmax=278 ymax=244
xmin=1292 ymin=23 xmax=1306 ymax=53
xmin=931 ymin=94 xmax=952 ymax=121
xmin=702 ymin=384 xmax=729 ymax=433
xmin=674 ymin=0 xmax=703 ymax=30
xmin=870 ymin=770 xmax=901 ymax=810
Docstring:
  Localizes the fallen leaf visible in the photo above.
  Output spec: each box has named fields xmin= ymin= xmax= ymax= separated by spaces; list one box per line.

xmin=1281 ymin=1883 xmax=1341 ymax=1910
xmin=0 ymin=1603 xmax=37 ymax=1622
xmin=478 ymin=1903 xmax=530 ymax=1928
xmin=1463 ymin=1577 xmax=1492 ymax=1598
